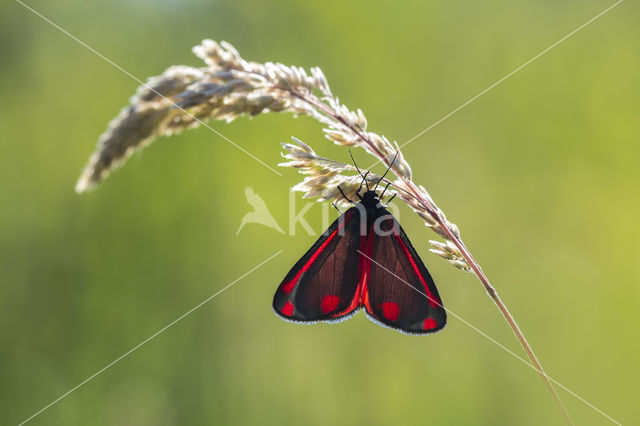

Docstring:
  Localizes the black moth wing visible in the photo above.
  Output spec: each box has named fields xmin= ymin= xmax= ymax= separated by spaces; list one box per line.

xmin=273 ymin=207 xmax=364 ymax=322
xmin=364 ymin=208 xmax=446 ymax=334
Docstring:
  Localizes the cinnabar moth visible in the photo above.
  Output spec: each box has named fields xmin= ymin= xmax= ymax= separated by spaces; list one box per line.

xmin=273 ymin=158 xmax=446 ymax=335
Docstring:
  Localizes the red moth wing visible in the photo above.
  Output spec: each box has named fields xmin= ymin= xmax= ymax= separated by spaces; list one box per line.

xmin=273 ymin=208 xmax=365 ymax=322
xmin=363 ymin=212 xmax=446 ymax=335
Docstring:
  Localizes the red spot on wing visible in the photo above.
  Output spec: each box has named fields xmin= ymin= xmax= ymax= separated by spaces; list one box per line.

xmin=282 ymin=301 xmax=294 ymax=316
xmin=390 ymin=221 xmax=441 ymax=309
xmin=423 ymin=318 xmax=438 ymax=330
xmin=281 ymin=213 xmax=352 ymax=294
xmin=321 ymin=295 xmax=340 ymax=314
xmin=381 ymin=302 xmax=400 ymax=322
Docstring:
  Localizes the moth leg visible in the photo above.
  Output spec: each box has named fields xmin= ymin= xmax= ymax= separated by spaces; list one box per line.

xmin=331 ymin=202 xmax=344 ymax=214
xmin=379 ymin=182 xmax=391 ymax=199
xmin=383 ymin=192 xmax=397 ymax=208
xmin=337 ymin=186 xmax=357 ymax=204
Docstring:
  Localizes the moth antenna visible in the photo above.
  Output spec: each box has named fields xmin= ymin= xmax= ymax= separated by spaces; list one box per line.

xmin=349 ymin=150 xmax=370 ymax=191
xmin=375 ymin=151 xmax=399 ymax=191
xmin=356 ymin=171 xmax=370 ymax=197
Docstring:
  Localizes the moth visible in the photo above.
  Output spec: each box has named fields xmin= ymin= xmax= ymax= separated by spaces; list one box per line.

xmin=273 ymin=158 xmax=446 ymax=334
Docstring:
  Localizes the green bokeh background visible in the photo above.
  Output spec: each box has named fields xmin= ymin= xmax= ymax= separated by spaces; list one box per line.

xmin=1 ymin=0 xmax=638 ymax=425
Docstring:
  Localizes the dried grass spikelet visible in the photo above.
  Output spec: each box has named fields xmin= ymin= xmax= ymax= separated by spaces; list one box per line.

xmin=429 ymin=240 xmax=472 ymax=272
xmin=279 ymin=138 xmax=381 ymax=206
xmin=76 ymin=40 xmax=328 ymax=193
xmin=75 ymin=66 xmax=204 ymax=193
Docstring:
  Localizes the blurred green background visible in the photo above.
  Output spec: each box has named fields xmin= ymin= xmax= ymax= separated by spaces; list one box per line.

xmin=1 ymin=0 xmax=638 ymax=424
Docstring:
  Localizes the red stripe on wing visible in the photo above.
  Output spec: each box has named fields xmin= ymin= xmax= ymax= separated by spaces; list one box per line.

xmin=280 ymin=213 xmax=351 ymax=294
xmin=359 ymin=229 xmax=376 ymax=315
xmin=392 ymin=228 xmax=441 ymax=309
